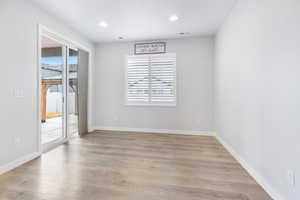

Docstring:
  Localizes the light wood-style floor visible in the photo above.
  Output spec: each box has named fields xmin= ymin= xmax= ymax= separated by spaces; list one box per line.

xmin=0 ymin=131 xmax=272 ymax=200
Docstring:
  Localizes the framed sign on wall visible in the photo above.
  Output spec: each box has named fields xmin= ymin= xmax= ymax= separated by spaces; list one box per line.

xmin=134 ymin=42 xmax=166 ymax=55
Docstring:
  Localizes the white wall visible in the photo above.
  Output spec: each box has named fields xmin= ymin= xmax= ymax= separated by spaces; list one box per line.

xmin=215 ymin=0 xmax=300 ymax=199
xmin=95 ymin=37 xmax=214 ymax=133
xmin=0 ymin=0 xmax=94 ymax=169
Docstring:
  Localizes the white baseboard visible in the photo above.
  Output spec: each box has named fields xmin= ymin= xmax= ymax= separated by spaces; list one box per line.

xmin=216 ymin=136 xmax=284 ymax=200
xmin=93 ymin=126 xmax=215 ymax=136
xmin=0 ymin=152 xmax=41 ymax=175
xmin=88 ymin=127 xmax=96 ymax=133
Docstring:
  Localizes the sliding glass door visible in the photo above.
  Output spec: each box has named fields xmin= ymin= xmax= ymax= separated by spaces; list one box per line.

xmin=40 ymin=36 xmax=79 ymax=150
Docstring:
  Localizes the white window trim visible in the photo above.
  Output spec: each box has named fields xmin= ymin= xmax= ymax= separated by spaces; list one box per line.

xmin=125 ymin=53 xmax=177 ymax=107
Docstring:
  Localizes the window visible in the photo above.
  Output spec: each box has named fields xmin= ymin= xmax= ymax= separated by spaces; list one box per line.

xmin=126 ymin=53 xmax=176 ymax=106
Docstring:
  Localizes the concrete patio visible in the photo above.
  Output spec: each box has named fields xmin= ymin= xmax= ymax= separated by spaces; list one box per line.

xmin=42 ymin=114 xmax=78 ymax=144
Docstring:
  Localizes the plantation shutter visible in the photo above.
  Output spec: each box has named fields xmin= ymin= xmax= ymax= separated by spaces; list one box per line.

xmin=127 ymin=55 xmax=150 ymax=102
xmin=126 ymin=53 xmax=176 ymax=105
xmin=150 ymin=54 xmax=176 ymax=103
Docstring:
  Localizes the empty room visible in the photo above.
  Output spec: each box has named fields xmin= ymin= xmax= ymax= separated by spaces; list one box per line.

xmin=0 ymin=0 xmax=299 ymax=199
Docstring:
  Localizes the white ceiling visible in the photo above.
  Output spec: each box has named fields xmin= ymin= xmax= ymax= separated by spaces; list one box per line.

xmin=31 ymin=0 xmax=237 ymax=43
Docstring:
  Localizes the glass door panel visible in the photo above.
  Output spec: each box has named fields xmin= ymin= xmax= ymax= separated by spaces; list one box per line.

xmin=68 ymin=48 xmax=79 ymax=137
xmin=41 ymin=36 xmax=66 ymax=145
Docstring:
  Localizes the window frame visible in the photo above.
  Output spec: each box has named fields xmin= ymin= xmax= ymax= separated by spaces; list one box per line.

xmin=125 ymin=53 xmax=177 ymax=107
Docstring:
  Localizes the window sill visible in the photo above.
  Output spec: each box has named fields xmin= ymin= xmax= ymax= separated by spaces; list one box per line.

xmin=125 ymin=103 xmax=177 ymax=107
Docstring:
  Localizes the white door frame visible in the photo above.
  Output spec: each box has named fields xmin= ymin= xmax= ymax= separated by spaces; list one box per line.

xmin=37 ymin=24 xmax=93 ymax=153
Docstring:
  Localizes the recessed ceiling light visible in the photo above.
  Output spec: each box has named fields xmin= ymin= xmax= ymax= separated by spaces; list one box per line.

xmin=98 ymin=21 xmax=108 ymax=28
xmin=169 ymin=15 xmax=178 ymax=22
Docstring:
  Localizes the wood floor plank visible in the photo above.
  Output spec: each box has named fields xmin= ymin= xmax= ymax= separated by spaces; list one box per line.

xmin=0 ymin=131 xmax=272 ymax=200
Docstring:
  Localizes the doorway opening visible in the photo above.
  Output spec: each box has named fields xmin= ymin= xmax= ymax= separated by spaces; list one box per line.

xmin=39 ymin=26 xmax=90 ymax=152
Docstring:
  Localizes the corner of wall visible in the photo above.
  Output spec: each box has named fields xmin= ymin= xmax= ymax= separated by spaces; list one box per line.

xmin=216 ymin=135 xmax=284 ymax=200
